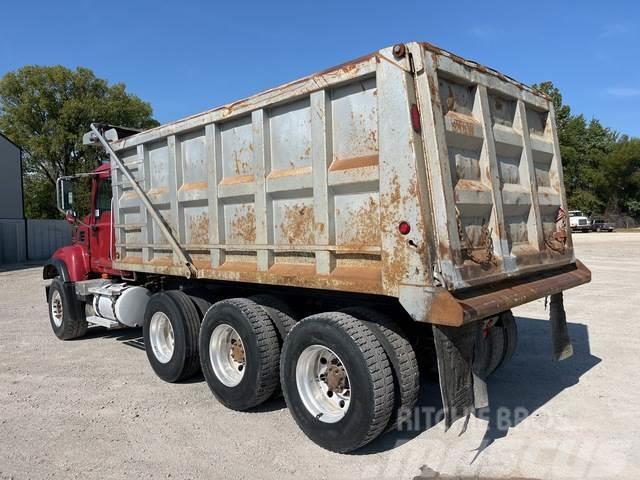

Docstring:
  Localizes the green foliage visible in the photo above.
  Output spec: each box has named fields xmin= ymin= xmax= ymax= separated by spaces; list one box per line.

xmin=533 ymin=81 xmax=638 ymax=218
xmin=0 ymin=65 xmax=159 ymax=218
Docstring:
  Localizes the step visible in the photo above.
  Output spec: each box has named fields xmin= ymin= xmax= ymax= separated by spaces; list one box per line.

xmin=86 ymin=315 xmax=121 ymax=329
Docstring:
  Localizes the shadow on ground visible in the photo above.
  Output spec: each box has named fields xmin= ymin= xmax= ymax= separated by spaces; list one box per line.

xmin=357 ymin=316 xmax=601 ymax=455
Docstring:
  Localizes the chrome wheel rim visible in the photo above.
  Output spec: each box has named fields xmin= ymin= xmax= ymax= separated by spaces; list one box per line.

xmin=149 ymin=312 xmax=174 ymax=364
xmin=210 ymin=324 xmax=246 ymax=387
xmin=296 ymin=345 xmax=351 ymax=423
xmin=51 ymin=290 xmax=63 ymax=327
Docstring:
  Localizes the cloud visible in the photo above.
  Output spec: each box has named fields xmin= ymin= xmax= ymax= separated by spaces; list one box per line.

xmin=599 ymin=23 xmax=632 ymax=38
xmin=604 ymin=87 xmax=640 ymax=98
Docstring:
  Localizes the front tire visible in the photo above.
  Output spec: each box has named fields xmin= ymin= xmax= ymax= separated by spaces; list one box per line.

xmin=48 ymin=278 xmax=88 ymax=340
xmin=143 ymin=290 xmax=201 ymax=383
xmin=281 ymin=312 xmax=394 ymax=453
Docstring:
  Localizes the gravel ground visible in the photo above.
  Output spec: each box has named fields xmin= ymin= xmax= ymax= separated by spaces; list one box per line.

xmin=1 ymin=233 xmax=639 ymax=480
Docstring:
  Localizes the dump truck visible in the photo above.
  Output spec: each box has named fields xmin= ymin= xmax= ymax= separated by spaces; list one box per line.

xmin=44 ymin=42 xmax=591 ymax=453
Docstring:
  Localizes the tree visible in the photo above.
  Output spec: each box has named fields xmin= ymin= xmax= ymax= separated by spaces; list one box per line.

xmin=601 ymin=137 xmax=640 ymax=214
xmin=533 ymin=81 xmax=623 ymax=216
xmin=0 ymin=65 xmax=159 ymax=218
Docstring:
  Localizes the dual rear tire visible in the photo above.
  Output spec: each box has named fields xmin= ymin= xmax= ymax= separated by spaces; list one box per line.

xmin=143 ymin=291 xmax=418 ymax=453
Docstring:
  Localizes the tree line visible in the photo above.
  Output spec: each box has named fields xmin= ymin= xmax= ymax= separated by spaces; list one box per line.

xmin=534 ymin=82 xmax=640 ymax=223
xmin=0 ymin=67 xmax=638 ymax=224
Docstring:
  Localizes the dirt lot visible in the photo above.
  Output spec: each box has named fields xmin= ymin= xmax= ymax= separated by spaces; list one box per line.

xmin=1 ymin=232 xmax=639 ymax=480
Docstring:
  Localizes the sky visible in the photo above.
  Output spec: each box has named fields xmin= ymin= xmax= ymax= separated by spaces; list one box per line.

xmin=1 ymin=0 xmax=639 ymax=136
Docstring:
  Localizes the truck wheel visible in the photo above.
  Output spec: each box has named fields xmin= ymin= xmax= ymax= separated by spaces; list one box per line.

xmin=199 ymin=298 xmax=280 ymax=410
xmin=497 ymin=310 xmax=518 ymax=369
xmin=143 ymin=290 xmax=201 ymax=383
xmin=280 ymin=312 xmax=394 ymax=453
xmin=48 ymin=278 xmax=88 ymax=340
xmin=188 ymin=294 xmax=212 ymax=322
xmin=249 ymin=294 xmax=297 ymax=344
xmin=250 ymin=295 xmax=297 ymax=397
xmin=473 ymin=311 xmax=518 ymax=379
xmin=342 ymin=307 xmax=419 ymax=431
xmin=473 ymin=318 xmax=505 ymax=379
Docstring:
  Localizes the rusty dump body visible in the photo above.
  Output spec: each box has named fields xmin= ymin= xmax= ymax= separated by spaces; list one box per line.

xmin=106 ymin=42 xmax=590 ymax=326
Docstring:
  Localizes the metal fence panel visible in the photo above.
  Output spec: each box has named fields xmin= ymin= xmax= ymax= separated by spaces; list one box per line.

xmin=0 ymin=219 xmax=26 ymax=264
xmin=26 ymin=219 xmax=72 ymax=261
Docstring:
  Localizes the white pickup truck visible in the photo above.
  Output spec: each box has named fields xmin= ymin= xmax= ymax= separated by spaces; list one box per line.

xmin=569 ymin=210 xmax=591 ymax=232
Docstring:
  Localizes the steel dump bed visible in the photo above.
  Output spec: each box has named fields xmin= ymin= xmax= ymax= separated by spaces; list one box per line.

xmin=106 ymin=41 xmax=590 ymax=325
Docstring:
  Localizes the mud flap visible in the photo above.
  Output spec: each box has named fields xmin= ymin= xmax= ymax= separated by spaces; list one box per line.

xmin=432 ymin=322 xmax=488 ymax=430
xmin=549 ymin=292 xmax=573 ymax=361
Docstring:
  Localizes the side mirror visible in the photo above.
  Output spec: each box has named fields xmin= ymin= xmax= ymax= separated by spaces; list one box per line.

xmin=60 ymin=179 xmax=74 ymax=211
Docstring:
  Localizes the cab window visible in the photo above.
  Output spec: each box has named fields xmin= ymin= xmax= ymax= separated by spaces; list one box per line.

xmin=96 ymin=180 xmax=112 ymax=214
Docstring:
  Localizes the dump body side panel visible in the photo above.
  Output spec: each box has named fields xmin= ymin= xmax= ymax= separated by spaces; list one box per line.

xmin=106 ymin=42 xmax=589 ymax=325
xmin=109 ymin=48 xmax=430 ymax=297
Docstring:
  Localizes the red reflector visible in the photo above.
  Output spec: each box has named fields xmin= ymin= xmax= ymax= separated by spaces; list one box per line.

xmin=398 ymin=221 xmax=411 ymax=235
xmin=410 ymin=104 xmax=421 ymax=133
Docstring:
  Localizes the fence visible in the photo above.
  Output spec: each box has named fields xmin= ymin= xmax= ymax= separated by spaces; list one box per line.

xmin=0 ymin=219 xmax=72 ymax=265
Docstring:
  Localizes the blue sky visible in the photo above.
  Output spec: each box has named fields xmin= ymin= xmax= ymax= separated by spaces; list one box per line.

xmin=1 ymin=0 xmax=638 ymax=136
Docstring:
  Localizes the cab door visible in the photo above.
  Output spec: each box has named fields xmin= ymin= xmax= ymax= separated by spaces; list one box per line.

xmin=89 ymin=178 xmax=114 ymax=273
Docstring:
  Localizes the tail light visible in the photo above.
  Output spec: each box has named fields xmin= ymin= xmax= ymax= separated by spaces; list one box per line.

xmin=410 ymin=104 xmax=421 ymax=133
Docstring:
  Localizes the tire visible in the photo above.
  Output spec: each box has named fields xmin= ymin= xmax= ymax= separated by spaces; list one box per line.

xmin=473 ymin=311 xmax=518 ymax=379
xmin=143 ymin=290 xmax=201 ymax=383
xmin=249 ymin=294 xmax=297 ymax=345
xmin=199 ymin=298 xmax=280 ymax=410
xmin=496 ymin=310 xmax=518 ymax=369
xmin=188 ymin=294 xmax=212 ymax=322
xmin=48 ymin=278 xmax=88 ymax=340
xmin=250 ymin=294 xmax=298 ymax=397
xmin=280 ymin=312 xmax=394 ymax=453
xmin=473 ymin=319 xmax=505 ymax=379
xmin=342 ymin=307 xmax=419 ymax=431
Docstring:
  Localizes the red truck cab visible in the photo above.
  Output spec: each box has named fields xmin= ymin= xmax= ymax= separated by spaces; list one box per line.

xmin=43 ymin=162 xmax=120 ymax=282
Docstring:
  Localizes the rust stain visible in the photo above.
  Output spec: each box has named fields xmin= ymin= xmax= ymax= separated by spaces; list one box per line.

xmin=268 ymin=166 xmax=312 ymax=179
xmin=147 ymin=187 xmax=169 ymax=198
xmin=280 ymin=204 xmax=314 ymax=245
xmin=368 ymin=129 xmax=377 ymax=145
xmin=379 ymin=174 xmax=407 ymax=286
xmin=150 ymin=256 xmax=174 ymax=267
xmin=446 ymin=111 xmax=478 ymax=132
xmin=231 ymin=205 xmax=256 ymax=243
xmin=119 ymin=256 xmax=143 ymax=264
xmin=188 ymin=213 xmax=209 ymax=245
xmin=450 ymin=118 xmax=476 ymax=137
xmin=232 ymin=150 xmax=251 ymax=176
xmin=455 ymin=179 xmax=488 ymax=192
xmin=220 ymin=174 xmax=255 ymax=185
xmin=180 ymin=181 xmax=208 ymax=192
xmin=329 ymin=155 xmax=379 ymax=172
xmin=337 ymin=196 xmax=380 ymax=249
xmin=192 ymin=258 xmax=211 ymax=270
xmin=218 ymin=261 xmax=257 ymax=273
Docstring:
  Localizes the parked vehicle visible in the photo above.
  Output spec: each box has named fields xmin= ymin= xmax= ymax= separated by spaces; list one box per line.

xmin=569 ymin=210 xmax=591 ymax=232
xmin=590 ymin=219 xmax=615 ymax=232
xmin=44 ymin=42 xmax=590 ymax=452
